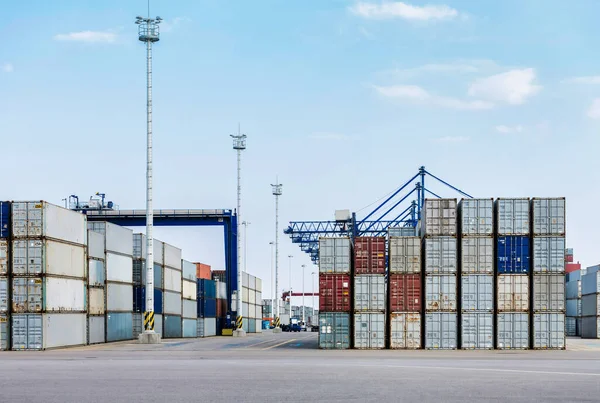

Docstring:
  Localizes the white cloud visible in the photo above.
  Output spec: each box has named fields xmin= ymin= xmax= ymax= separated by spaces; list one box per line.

xmin=587 ymin=99 xmax=600 ymax=119
xmin=468 ymin=68 xmax=541 ymax=105
xmin=433 ymin=136 xmax=470 ymax=143
xmin=495 ymin=125 xmax=524 ymax=134
xmin=2 ymin=63 xmax=13 ymax=73
xmin=350 ymin=1 xmax=460 ymax=21
xmin=310 ymin=132 xmax=349 ymax=141
xmin=161 ymin=17 xmax=191 ymax=33
xmin=378 ymin=60 xmax=500 ymax=80
xmin=54 ymin=31 xmax=118 ymax=43
xmin=565 ymin=76 xmax=600 ymax=84
xmin=374 ymin=84 xmax=494 ymax=110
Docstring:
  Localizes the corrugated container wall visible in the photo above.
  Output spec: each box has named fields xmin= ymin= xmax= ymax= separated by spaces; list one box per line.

xmin=319 ymin=238 xmax=351 ymax=273
xmin=354 ymin=313 xmax=385 ymax=349
xmin=425 ymin=312 xmax=457 ymax=350
xmin=163 ymin=243 xmax=182 ymax=269
xmin=12 ymin=201 xmax=86 ymax=244
xmin=389 ymin=274 xmax=421 ymax=312
xmin=319 ymin=312 xmax=350 ymax=349
xmin=0 ymin=202 xmax=9 ymax=238
xmin=132 ymin=233 xmax=146 ymax=259
xmin=354 ymin=275 xmax=386 ymax=312
xmin=461 ymin=312 xmax=493 ymax=350
xmin=319 ymin=274 xmax=351 ymax=312
xmin=459 ymin=198 xmax=493 ymax=236
xmin=195 ymin=263 xmax=211 ymax=280
xmin=581 ymin=317 xmax=600 ymax=339
xmin=87 ymin=315 xmax=105 ymax=344
xmin=12 ymin=313 xmax=87 ymax=350
xmin=182 ymin=260 xmax=196 ymax=281
xmin=388 ymin=227 xmax=417 ymax=237
xmin=389 ymin=237 xmax=420 ymax=274
xmin=87 ymin=230 xmax=105 ymax=260
xmin=163 ymin=315 xmax=182 ymax=338
xmin=106 ymin=312 xmax=133 ymax=342
xmin=533 ymin=237 xmax=566 ymax=273
xmin=461 ymin=275 xmax=494 ymax=312
xmin=497 ymin=236 xmax=530 ymax=274
xmin=0 ymin=239 xmax=8 ymax=275
xmin=532 ymin=198 xmax=566 ymax=236
xmin=533 ymin=313 xmax=565 ymax=349
xmin=581 ymin=294 xmax=600 ymax=317
xmin=496 ymin=198 xmax=530 ymax=235
xmin=389 ymin=313 xmax=421 ymax=349
xmin=533 ymin=274 xmax=565 ymax=312
xmin=353 ymin=237 xmax=386 ymax=275
xmin=497 ymin=313 xmax=529 ymax=349
xmin=497 ymin=275 xmax=529 ymax=311
xmin=424 ymin=237 xmax=457 ymax=274
xmin=425 ymin=275 xmax=457 ymax=311
xmin=12 ymin=277 xmax=86 ymax=312
xmin=12 ymin=239 xmax=86 ymax=277
xmin=421 ymin=199 xmax=457 ymax=237
xmin=87 ymin=222 xmax=132 ymax=256
xmin=582 ymin=272 xmax=600 ymax=295
xmin=461 ymin=237 xmax=493 ymax=274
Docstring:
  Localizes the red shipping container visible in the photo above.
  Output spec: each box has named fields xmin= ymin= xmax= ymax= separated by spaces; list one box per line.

xmin=566 ymin=254 xmax=574 ymax=263
xmin=566 ymin=262 xmax=581 ymax=274
xmin=354 ymin=237 xmax=386 ymax=274
xmin=389 ymin=274 xmax=422 ymax=312
xmin=319 ymin=274 xmax=351 ymax=312
xmin=216 ymin=298 xmax=228 ymax=318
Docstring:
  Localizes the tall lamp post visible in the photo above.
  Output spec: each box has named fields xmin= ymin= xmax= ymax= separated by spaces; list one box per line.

xmin=269 ymin=241 xmax=274 ymax=322
xmin=301 ymin=264 xmax=306 ymax=326
xmin=271 ymin=181 xmax=283 ymax=333
xmin=288 ymin=254 xmax=293 ymax=324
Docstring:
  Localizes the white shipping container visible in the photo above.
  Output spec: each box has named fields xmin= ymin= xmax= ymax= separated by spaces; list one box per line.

xmin=0 ymin=277 xmax=7 ymax=312
xmin=461 ymin=312 xmax=493 ymax=350
xmin=459 ymin=198 xmax=493 ymax=236
xmin=354 ymin=313 xmax=385 ymax=349
xmin=497 ymin=275 xmax=529 ymax=312
xmin=242 ymin=302 xmax=249 ymax=318
xmin=88 ymin=259 xmax=105 ymax=287
xmin=182 ymin=298 xmax=197 ymax=319
xmin=461 ymin=237 xmax=494 ymax=274
xmin=497 ymin=313 xmax=529 ymax=349
xmin=203 ymin=317 xmax=217 ymax=337
xmin=106 ymin=283 xmax=133 ymax=311
xmin=425 ymin=275 xmax=457 ymax=311
xmin=389 ymin=237 xmax=420 ymax=274
xmin=532 ymin=198 xmax=566 ymax=236
xmin=164 ymin=267 xmax=182 ymax=292
xmin=12 ymin=201 xmax=86 ymax=245
xmin=0 ymin=239 xmax=8 ymax=275
xmin=12 ymin=277 xmax=85 ymax=312
xmin=354 ymin=275 xmax=386 ymax=312
xmin=256 ymin=277 xmax=262 ymax=293
xmin=87 ymin=230 xmax=105 ymax=260
xmin=12 ymin=239 xmax=85 ymax=277
xmin=461 ymin=275 xmax=494 ymax=312
xmin=163 ymin=291 xmax=182 ymax=315
xmin=106 ymin=253 xmax=133 ymax=284
xmin=249 ymin=289 xmax=256 ymax=305
xmin=533 ymin=274 xmax=565 ymax=312
xmin=425 ymin=312 xmax=457 ymax=350
xmin=533 ymin=313 xmax=565 ymax=349
xmin=533 ymin=237 xmax=566 ymax=273
xmin=496 ymin=198 xmax=530 ymax=235
xmin=319 ymin=238 xmax=351 ymax=273
xmin=181 ymin=259 xmax=196 ymax=281
xmin=389 ymin=313 xmax=421 ymax=349
xmin=153 ymin=239 xmax=164 ymax=266
xmin=12 ymin=313 xmax=87 ymax=350
xmin=249 ymin=275 xmax=256 ymax=291
xmin=163 ymin=243 xmax=182 ymax=269
xmin=88 ymin=287 xmax=105 ymax=315
xmin=242 ymin=287 xmax=249 ymax=303
xmin=88 ymin=315 xmax=105 ymax=344
xmin=182 ymin=279 xmax=196 ymax=300
xmin=255 ymin=304 xmax=262 ymax=319
xmin=242 ymin=272 xmax=249 ymax=288
xmin=422 ymin=199 xmax=457 ymax=237
xmin=87 ymin=222 xmax=133 ymax=256
xmin=0 ymin=314 xmax=7 ymax=350
xmin=424 ymin=237 xmax=457 ymax=274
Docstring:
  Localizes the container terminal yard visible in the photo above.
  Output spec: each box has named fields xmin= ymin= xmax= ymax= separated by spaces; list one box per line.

xmin=3 ymin=1 xmax=600 ymax=402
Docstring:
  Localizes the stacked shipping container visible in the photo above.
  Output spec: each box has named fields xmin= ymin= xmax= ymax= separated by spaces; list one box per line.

xmin=459 ymin=199 xmax=494 ymax=350
xmin=197 ymin=278 xmax=217 ymax=337
xmin=0 ymin=202 xmax=9 ymax=350
xmin=241 ymin=272 xmax=263 ymax=334
xmin=581 ymin=270 xmax=600 ymax=338
xmin=319 ymin=237 xmax=351 ymax=349
xmin=163 ymin=243 xmax=183 ymax=338
xmin=531 ymin=198 xmax=566 ymax=349
xmin=87 ymin=230 xmax=106 ymax=344
xmin=496 ymin=198 xmax=530 ymax=349
xmin=181 ymin=260 xmax=197 ymax=338
xmin=11 ymin=202 xmax=88 ymax=350
xmin=423 ymin=199 xmax=458 ymax=350
xmin=353 ymin=237 xmax=386 ymax=349
xmin=565 ymin=269 xmax=582 ymax=337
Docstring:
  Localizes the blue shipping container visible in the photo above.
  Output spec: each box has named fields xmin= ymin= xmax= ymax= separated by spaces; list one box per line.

xmin=133 ymin=286 xmax=163 ymax=314
xmin=197 ymin=279 xmax=217 ymax=299
xmin=497 ymin=236 xmax=530 ymax=274
xmin=0 ymin=202 xmax=9 ymax=238
xmin=566 ymin=271 xmax=581 ymax=282
xmin=163 ymin=315 xmax=182 ymax=338
xmin=107 ymin=312 xmax=133 ymax=342
xmin=198 ymin=298 xmax=217 ymax=317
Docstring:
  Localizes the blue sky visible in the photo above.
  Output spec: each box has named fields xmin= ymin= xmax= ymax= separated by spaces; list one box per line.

xmin=2 ymin=1 xmax=599 ymax=301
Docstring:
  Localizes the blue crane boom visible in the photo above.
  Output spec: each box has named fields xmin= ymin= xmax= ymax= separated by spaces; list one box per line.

xmin=284 ymin=166 xmax=472 ymax=263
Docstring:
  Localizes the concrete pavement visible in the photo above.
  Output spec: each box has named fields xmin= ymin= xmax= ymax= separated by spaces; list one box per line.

xmin=1 ymin=333 xmax=599 ymax=402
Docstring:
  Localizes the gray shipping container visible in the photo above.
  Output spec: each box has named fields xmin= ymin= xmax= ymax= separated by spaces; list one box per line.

xmin=461 ymin=312 xmax=493 ymax=350
xmin=132 ymin=312 xmax=143 ymax=339
xmin=182 ymin=318 xmax=197 ymax=338
xmin=533 ymin=237 xmax=565 ymax=273
xmin=163 ymin=290 xmax=182 ymax=315
xmin=459 ymin=198 xmax=493 ymax=236
xmin=425 ymin=312 xmax=457 ymax=350
xmin=133 ymin=233 xmax=146 ymax=260
xmin=354 ymin=313 xmax=385 ymax=349
xmin=107 ymin=283 xmax=133 ymax=312
xmin=497 ymin=313 xmax=529 ymax=350
xmin=461 ymin=275 xmax=493 ymax=312
xmin=566 ymin=317 xmax=577 ymax=337
xmin=566 ymin=280 xmax=581 ymax=299
xmin=0 ymin=277 xmax=7 ymax=312
xmin=203 ymin=318 xmax=217 ymax=337
xmin=496 ymin=198 xmax=530 ymax=235
xmin=533 ymin=274 xmax=565 ymax=312
xmin=389 ymin=237 xmax=420 ymax=274
xmin=421 ymin=199 xmax=457 ymax=237
xmin=319 ymin=312 xmax=350 ymax=350
xmin=163 ymin=315 xmax=182 ymax=338
xmin=582 ymin=272 xmax=600 ymax=296
xmin=354 ymin=275 xmax=386 ymax=312
xmin=182 ymin=299 xmax=197 ymax=319
xmin=163 ymin=243 xmax=182 ymax=270
xmin=197 ymin=317 xmax=204 ymax=337
xmin=87 ymin=230 xmax=105 ymax=260
xmin=88 ymin=315 xmax=105 ymax=344
xmin=87 ymin=222 xmax=133 ymax=256
xmin=425 ymin=275 xmax=457 ymax=311
xmin=0 ymin=239 xmax=8 ymax=275
xmin=497 ymin=275 xmax=529 ymax=312
xmin=582 ymin=294 xmax=600 ymax=317
xmin=319 ymin=238 xmax=351 ymax=274
xmin=12 ymin=313 xmax=87 ymax=350
xmin=566 ymin=299 xmax=580 ymax=317
xmin=533 ymin=313 xmax=565 ymax=349
xmin=154 ymin=314 xmax=163 ymax=337
xmin=106 ymin=312 xmax=133 ymax=342
xmin=532 ymin=198 xmax=566 ymax=236
xmin=388 ymin=227 xmax=417 ymax=237
xmin=424 ymin=237 xmax=457 ymax=274
xmin=581 ymin=316 xmax=600 ymax=339
xmin=132 ymin=259 xmax=145 ymax=285
xmin=460 ymin=237 xmax=493 ymax=274
xmin=389 ymin=312 xmax=421 ymax=349
xmin=88 ymin=259 xmax=105 ymax=287
xmin=0 ymin=314 xmax=9 ymax=350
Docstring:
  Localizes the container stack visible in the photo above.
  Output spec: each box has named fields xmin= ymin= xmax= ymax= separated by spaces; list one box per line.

xmin=181 ymin=260 xmax=197 ymax=338
xmin=132 ymin=233 xmax=146 ymax=339
xmin=0 ymin=201 xmax=10 ymax=350
xmin=241 ymin=273 xmax=263 ymax=333
xmin=496 ymin=198 xmax=530 ymax=350
xmin=581 ymin=269 xmax=600 ymax=338
xmin=162 ymin=243 xmax=182 ymax=338
xmin=87 ymin=230 xmax=106 ymax=344
xmin=197 ymin=278 xmax=217 ymax=337
xmin=89 ymin=222 xmax=134 ymax=343
xmin=11 ymin=201 xmax=87 ymax=350
xmin=458 ymin=199 xmax=494 ymax=350
xmin=531 ymin=198 xmax=566 ymax=349
xmin=353 ymin=237 xmax=386 ymax=349
xmin=152 ymin=240 xmax=165 ymax=336
xmin=565 ymin=273 xmax=581 ymax=337
xmin=388 ymin=234 xmax=421 ymax=349
xmin=422 ymin=199 xmax=458 ymax=350
xmin=318 ymin=237 xmax=351 ymax=349
xmin=216 ymin=280 xmax=228 ymax=335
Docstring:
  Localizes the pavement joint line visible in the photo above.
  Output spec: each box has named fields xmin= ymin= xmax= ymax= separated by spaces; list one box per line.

xmin=263 ymin=339 xmax=297 ymax=350
xmin=242 ymin=339 xmax=280 ymax=348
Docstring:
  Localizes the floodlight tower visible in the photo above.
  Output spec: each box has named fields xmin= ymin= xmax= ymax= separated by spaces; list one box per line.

xmin=136 ymin=12 xmax=162 ymax=344
xmin=271 ymin=181 xmax=283 ymax=333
